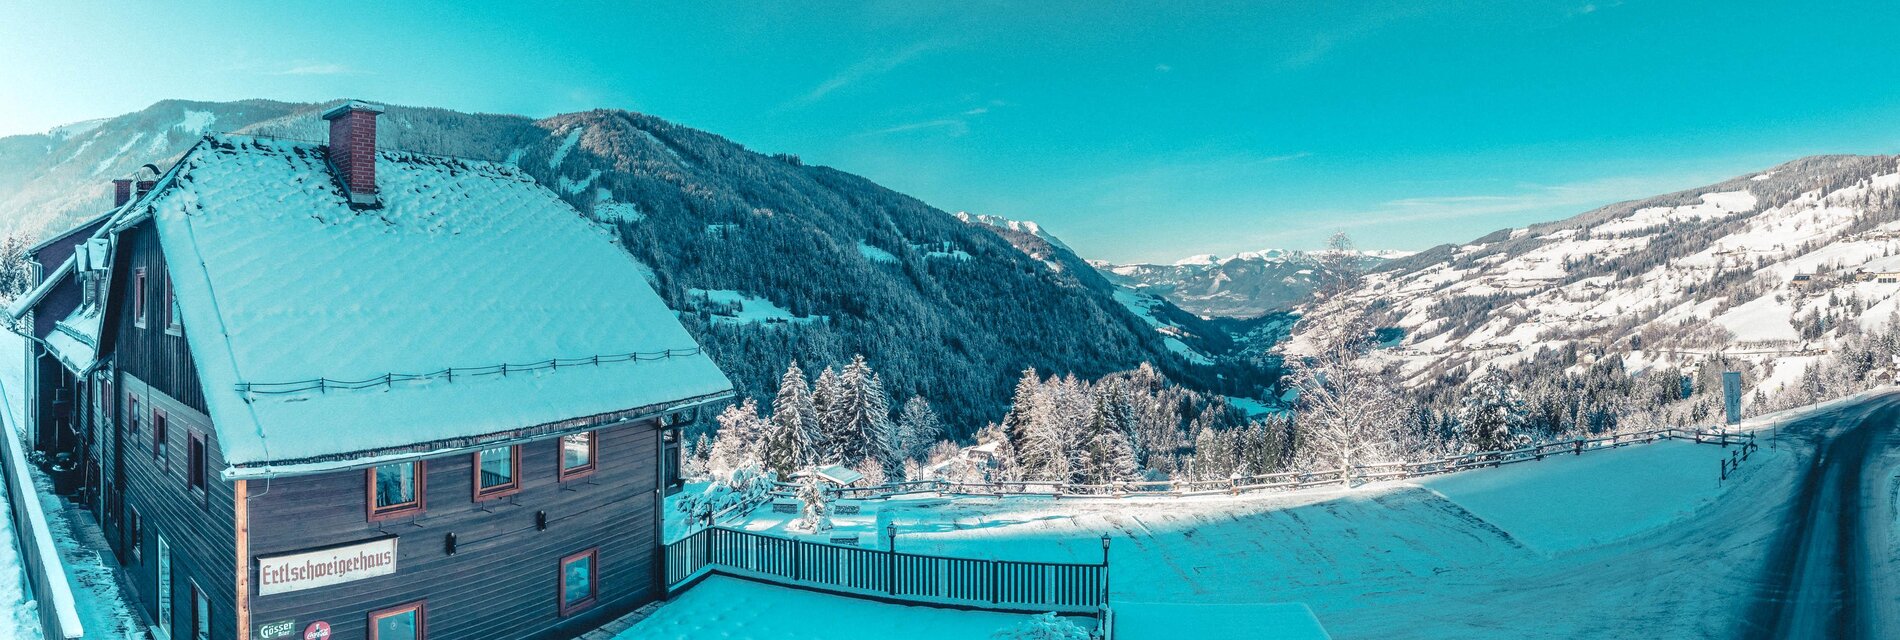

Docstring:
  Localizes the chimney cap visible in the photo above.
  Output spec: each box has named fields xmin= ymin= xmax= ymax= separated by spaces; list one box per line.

xmin=322 ymin=100 xmax=386 ymax=121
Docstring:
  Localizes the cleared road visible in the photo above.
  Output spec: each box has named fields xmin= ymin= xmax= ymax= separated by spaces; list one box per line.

xmin=1742 ymin=393 xmax=1900 ymax=639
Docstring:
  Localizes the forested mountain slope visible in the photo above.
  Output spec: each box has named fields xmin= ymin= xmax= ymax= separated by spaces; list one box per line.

xmin=0 ymin=99 xmax=1274 ymax=433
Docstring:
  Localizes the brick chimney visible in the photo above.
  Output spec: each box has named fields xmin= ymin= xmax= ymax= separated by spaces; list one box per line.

xmin=321 ymin=100 xmax=386 ymax=208
xmin=135 ymin=180 xmax=156 ymax=198
xmin=112 ymin=179 xmax=134 ymax=207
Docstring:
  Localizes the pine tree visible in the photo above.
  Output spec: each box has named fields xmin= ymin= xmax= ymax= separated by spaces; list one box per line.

xmin=1455 ymin=368 xmax=1530 ymax=453
xmin=811 ymin=366 xmax=844 ymax=464
xmin=1077 ymin=394 xmax=1138 ymax=483
xmin=1000 ymin=368 xmax=1040 ymax=459
xmin=831 ymin=355 xmax=896 ymax=471
xmin=765 ymin=361 xmax=821 ymax=474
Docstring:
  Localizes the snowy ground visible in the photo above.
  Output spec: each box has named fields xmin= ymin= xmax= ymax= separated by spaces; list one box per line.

xmin=617 ymin=575 xmax=1076 ymax=639
xmin=0 ymin=331 xmax=142 ymax=638
xmin=719 ymin=433 xmax=1798 ymax=638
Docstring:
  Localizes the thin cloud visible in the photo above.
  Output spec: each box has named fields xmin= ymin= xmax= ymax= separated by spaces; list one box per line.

xmin=1155 ymin=63 xmax=1173 ymax=72
xmin=784 ymin=40 xmax=947 ymax=109
xmin=268 ymin=62 xmax=359 ymax=76
xmin=864 ymin=118 xmax=968 ymax=136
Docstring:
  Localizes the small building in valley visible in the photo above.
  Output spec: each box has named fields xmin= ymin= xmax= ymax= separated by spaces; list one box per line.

xmin=9 ymin=101 xmax=732 ymax=640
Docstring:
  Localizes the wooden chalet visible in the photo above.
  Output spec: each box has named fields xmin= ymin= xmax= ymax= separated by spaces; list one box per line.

xmin=9 ymin=101 xmax=731 ymax=640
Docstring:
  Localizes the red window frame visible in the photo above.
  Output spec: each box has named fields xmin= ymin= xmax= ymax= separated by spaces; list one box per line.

xmin=557 ymin=548 xmax=600 ymax=617
xmin=126 ymin=393 xmax=140 ymax=435
xmin=473 ymin=445 xmax=522 ymax=501
xmin=558 ymin=431 xmax=597 ymax=481
xmin=367 ymin=600 xmax=426 ymax=640
xmin=133 ymin=267 xmax=147 ymax=327
xmin=151 ymin=408 xmax=169 ymax=470
xmin=366 ymin=461 xmax=426 ymax=522
xmin=187 ymin=430 xmax=207 ymax=494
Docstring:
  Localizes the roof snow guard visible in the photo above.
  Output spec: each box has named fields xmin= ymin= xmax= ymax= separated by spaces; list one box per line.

xmin=142 ymin=134 xmax=733 ymax=473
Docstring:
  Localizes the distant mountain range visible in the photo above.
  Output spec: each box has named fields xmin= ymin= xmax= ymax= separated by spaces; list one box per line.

xmin=1093 ymin=249 xmax=1410 ymax=319
xmin=0 ymin=99 xmax=1279 ymax=432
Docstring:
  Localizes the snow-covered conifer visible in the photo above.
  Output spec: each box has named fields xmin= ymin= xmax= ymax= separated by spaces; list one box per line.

xmin=1455 ymin=368 xmax=1531 ymax=453
xmin=764 ymin=361 xmax=821 ymax=474
xmin=894 ymin=395 xmax=943 ymax=462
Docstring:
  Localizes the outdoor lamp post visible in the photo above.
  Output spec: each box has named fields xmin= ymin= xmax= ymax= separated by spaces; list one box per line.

xmin=1100 ymin=534 xmax=1112 ymax=606
xmin=887 ymin=523 xmax=898 ymax=552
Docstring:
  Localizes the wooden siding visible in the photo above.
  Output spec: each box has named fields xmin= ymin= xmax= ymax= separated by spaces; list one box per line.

xmin=116 ymin=373 xmax=238 ymax=640
xmin=110 ymin=223 xmax=207 ymax=414
xmin=248 ymin=421 xmax=664 ymax=640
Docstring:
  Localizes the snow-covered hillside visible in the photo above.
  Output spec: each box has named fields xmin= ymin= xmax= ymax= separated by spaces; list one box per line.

xmin=1287 ymin=154 xmax=1900 ymax=406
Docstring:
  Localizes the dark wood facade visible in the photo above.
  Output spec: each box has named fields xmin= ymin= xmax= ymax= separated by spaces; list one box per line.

xmin=51 ymin=217 xmax=679 ymax=639
xmin=246 ymin=422 xmax=666 ymax=640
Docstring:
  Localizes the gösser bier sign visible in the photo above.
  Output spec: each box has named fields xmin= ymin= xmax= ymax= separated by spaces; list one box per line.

xmin=257 ymin=537 xmax=399 ymax=596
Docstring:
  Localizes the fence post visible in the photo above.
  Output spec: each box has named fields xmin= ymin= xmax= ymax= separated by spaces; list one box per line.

xmin=1574 ymin=438 xmax=1582 ymax=456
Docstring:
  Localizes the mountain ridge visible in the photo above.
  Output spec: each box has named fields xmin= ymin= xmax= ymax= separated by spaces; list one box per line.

xmin=0 ymin=98 xmax=1277 ymax=433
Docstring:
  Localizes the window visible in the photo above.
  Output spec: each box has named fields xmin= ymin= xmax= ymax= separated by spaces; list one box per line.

xmin=152 ymin=408 xmax=168 ymax=470
xmin=187 ymin=432 xmax=207 ymax=494
xmin=368 ymin=461 xmax=424 ymax=521
xmin=559 ymin=432 xmax=596 ymax=480
xmin=164 ymin=276 xmax=181 ymax=334
xmin=474 ymin=445 xmax=521 ymax=500
xmin=126 ymin=394 xmax=140 ymax=435
xmin=127 ymin=507 xmax=142 ymax=563
xmin=103 ymin=379 xmax=114 ymax=422
xmin=558 ymin=548 xmax=599 ymax=616
xmin=156 ymin=534 xmax=172 ymax=637
xmin=133 ymin=268 xmax=147 ymax=328
xmin=190 ymin=581 xmax=210 ymax=640
xmin=368 ymin=601 xmax=425 ymax=640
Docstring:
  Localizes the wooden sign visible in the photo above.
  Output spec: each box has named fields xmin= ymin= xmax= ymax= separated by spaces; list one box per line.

xmin=258 ymin=537 xmax=399 ymax=596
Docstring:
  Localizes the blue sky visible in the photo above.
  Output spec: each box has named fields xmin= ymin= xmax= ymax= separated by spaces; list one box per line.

xmin=4 ymin=1 xmax=1899 ymax=263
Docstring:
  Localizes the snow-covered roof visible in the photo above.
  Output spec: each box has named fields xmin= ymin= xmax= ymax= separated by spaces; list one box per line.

xmin=132 ymin=135 xmax=732 ymax=470
xmin=43 ymin=301 xmax=102 ymax=373
xmin=810 ymin=465 xmax=864 ymax=486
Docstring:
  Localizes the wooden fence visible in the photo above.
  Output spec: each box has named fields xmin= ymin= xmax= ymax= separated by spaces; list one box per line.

xmin=793 ymin=427 xmax=1752 ymax=501
xmin=665 ymin=526 xmax=1109 ymax=614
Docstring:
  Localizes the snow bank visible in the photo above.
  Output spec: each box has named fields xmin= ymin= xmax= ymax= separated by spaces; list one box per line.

xmin=619 ymin=575 xmax=1055 ymax=639
xmin=1115 ymin=602 xmax=1329 ymax=639
xmin=1421 ymin=440 xmax=1751 ymax=554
